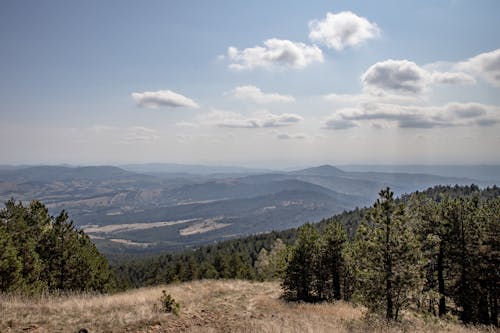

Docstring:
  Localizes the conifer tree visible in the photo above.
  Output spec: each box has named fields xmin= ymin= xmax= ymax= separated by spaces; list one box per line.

xmin=282 ymin=223 xmax=319 ymax=301
xmin=480 ymin=197 xmax=500 ymax=326
xmin=353 ymin=188 xmax=423 ymax=320
xmin=0 ymin=223 xmax=22 ymax=292
xmin=316 ymin=221 xmax=347 ymax=300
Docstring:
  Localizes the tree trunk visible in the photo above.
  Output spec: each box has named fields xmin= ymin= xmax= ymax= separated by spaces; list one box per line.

xmin=437 ymin=242 xmax=447 ymax=316
xmin=490 ymin=279 xmax=498 ymax=327
xmin=385 ymin=213 xmax=393 ymax=320
xmin=332 ymin=259 xmax=341 ymax=300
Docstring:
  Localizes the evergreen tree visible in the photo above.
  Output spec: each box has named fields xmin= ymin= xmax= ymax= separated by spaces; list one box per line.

xmin=0 ymin=223 xmax=23 ymax=292
xmin=282 ymin=223 xmax=319 ymax=301
xmin=353 ymin=188 xmax=423 ymax=320
xmin=317 ymin=221 xmax=348 ymax=301
xmin=410 ymin=193 xmax=452 ymax=316
xmin=0 ymin=200 xmax=115 ymax=293
xmin=480 ymin=197 xmax=500 ymax=326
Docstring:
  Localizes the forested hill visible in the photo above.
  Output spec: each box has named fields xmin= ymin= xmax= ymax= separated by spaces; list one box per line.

xmin=112 ymin=184 xmax=499 ymax=288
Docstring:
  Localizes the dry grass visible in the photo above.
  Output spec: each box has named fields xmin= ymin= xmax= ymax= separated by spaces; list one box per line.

xmin=0 ymin=280 xmax=497 ymax=333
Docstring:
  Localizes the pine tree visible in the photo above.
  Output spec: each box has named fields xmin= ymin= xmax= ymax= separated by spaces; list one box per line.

xmin=480 ymin=197 xmax=500 ymax=326
xmin=316 ymin=221 xmax=347 ymax=300
xmin=0 ymin=223 xmax=23 ymax=292
xmin=353 ymin=188 xmax=423 ymax=320
xmin=410 ymin=193 xmax=453 ymax=316
xmin=282 ymin=223 xmax=319 ymax=301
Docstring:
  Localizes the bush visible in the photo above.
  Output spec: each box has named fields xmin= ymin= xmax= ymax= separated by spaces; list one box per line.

xmin=159 ymin=290 xmax=180 ymax=315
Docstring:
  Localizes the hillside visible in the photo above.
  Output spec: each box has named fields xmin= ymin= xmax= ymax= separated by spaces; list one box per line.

xmin=0 ymin=280 xmax=493 ymax=333
xmin=0 ymin=164 xmax=491 ymax=253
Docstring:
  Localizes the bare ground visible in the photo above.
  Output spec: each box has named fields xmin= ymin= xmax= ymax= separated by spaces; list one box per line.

xmin=0 ymin=280 xmax=497 ymax=333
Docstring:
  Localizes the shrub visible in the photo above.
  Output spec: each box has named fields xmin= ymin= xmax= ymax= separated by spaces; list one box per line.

xmin=158 ymin=290 xmax=180 ymax=315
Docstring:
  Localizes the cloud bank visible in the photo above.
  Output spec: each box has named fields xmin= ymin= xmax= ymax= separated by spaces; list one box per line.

xmin=200 ymin=110 xmax=303 ymax=128
xmin=324 ymin=102 xmax=499 ymax=130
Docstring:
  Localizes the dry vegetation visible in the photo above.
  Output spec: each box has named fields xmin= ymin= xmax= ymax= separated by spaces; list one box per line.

xmin=0 ymin=280 xmax=497 ymax=333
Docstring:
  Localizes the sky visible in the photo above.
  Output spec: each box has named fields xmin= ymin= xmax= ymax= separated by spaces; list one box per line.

xmin=1 ymin=0 xmax=499 ymax=168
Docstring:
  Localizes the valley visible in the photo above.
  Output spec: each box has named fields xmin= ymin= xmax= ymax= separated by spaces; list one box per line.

xmin=0 ymin=164 xmax=491 ymax=253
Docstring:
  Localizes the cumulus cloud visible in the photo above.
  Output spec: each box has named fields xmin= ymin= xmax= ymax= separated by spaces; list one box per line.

xmin=458 ymin=49 xmax=500 ymax=87
xmin=430 ymin=71 xmax=476 ymax=85
xmin=324 ymin=102 xmax=499 ymax=129
xmin=200 ymin=110 xmax=303 ymax=128
xmin=362 ymin=59 xmax=429 ymax=94
xmin=309 ymin=11 xmax=380 ymax=50
xmin=131 ymin=90 xmax=199 ymax=109
xmin=230 ymin=85 xmax=295 ymax=104
xmin=362 ymin=59 xmax=476 ymax=94
xmin=227 ymin=38 xmax=323 ymax=70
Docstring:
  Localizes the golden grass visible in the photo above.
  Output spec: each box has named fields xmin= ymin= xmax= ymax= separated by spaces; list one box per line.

xmin=0 ymin=280 xmax=497 ymax=333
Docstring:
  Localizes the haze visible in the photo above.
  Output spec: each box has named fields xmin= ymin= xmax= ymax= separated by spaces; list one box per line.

xmin=1 ymin=1 xmax=500 ymax=168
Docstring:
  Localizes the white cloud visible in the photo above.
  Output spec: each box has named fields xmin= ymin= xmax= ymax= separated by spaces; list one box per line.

xmin=309 ymin=11 xmax=380 ymax=51
xmin=230 ymin=85 xmax=295 ymax=104
xmin=324 ymin=91 xmax=421 ymax=106
xmin=199 ymin=110 xmax=303 ymax=128
xmin=458 ymin=49 xmax=500 ymax=87
xmin=362 ymin=59 xmax=476 ymax=94
xmin=430 ymin=71 xmax=476 ymax=85
xmin=276 ymin=132 xmax=307 ymax=140
xmin=323 ymin=102 xmax=499 ymax=129
xmin=227 ymin=38 xmax=323 ymax=70
xmin=362 ymin=59 xmax=429 ymax=94
xmin=131 ymin=90 xmax=199 ymax=109
xmin=323 ymin=116 xmax=358 ymax=130
xmin=175 ymin=121 xmax=199 ymax=128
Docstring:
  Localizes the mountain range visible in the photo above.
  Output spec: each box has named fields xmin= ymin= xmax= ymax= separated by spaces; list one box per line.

xmin=0 ymin=163 xmax=496 ymax=253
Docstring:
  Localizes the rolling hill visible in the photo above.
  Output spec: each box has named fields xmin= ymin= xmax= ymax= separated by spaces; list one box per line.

xmin=0 ymin=164 xmax=492 ymax=253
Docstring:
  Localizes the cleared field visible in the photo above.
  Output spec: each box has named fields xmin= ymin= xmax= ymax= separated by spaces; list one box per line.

xmin=81 ymin=219 xmax=195 ymax=234
xmin=0 ymin=280 xmax=496 ymax=333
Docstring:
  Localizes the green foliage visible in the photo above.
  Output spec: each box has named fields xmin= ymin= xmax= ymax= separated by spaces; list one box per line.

xmin=158 ymin=290 xmax=180 ymax=315
xmin=352 ymin=188 xmax=423 ymax=320
xmin=111 ymin=184 xmax=500 ymax=327
xmin=0 ymin=223 xmax=22 ymax=292
xmin=255 ymin=238 xmax=288 ymax=280
xmin=409 ymin=191 xmax=500 ymax=325
xmin=282 ymin=221 xmax=350 ymax=302
xmin=0 ymin=199 xmax=115 ymax=294
xmin=282 ymin=224 xmax=320 ymax=301
xmin=316 ymin=221 xmax=348 ymax=301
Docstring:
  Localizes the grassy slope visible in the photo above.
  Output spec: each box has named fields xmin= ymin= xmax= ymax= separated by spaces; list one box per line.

xmin=1 ymin=280 xmax=496 ymax=333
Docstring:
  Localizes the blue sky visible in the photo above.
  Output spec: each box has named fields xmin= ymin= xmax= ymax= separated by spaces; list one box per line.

xmin=1 ymin=0 xmax=499 ymax=167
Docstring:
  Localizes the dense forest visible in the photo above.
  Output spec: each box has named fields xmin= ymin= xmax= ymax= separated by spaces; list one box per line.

xmin=1 ymin=184 xmax=498 ymax=326
xmin=113 ymin=185 xmax=499 ymax=326
xmin=0 ymin=200 xmax=115 ymax=293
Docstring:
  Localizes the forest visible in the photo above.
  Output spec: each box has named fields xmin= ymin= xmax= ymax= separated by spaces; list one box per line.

xmin=1 ymin=184 xmax=499 ymax=326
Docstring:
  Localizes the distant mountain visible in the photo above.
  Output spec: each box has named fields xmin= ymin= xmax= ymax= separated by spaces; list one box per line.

xmin=0 ymin=165 xmax=143 ymax=182
xmin=340 ymin=165 xmax=500 ymax=183
xmin=0 ymin=163 xmax=493 ymax=253
xmin=291 ymin=164 xmax=346 ymax=177
xmin=119 ymin=163 xmax=270 ymax=175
